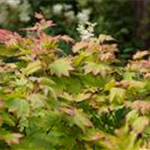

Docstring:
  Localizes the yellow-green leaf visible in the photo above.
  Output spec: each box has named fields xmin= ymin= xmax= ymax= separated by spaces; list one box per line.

xmin=49 ymin=58 xmax=74 ymax=77
xmin=21 ymin=60 xmax=42 ymax=76
xmin=109 ymin=87 xmax=126 ymax=104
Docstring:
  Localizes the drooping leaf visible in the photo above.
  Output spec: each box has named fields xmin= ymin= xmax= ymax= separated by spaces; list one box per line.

xmin=73 ymin=109 xmax=93 ymax=131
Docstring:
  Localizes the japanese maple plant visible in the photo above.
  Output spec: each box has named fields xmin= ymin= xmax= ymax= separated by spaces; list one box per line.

xmin=0 ymin=13 xmax=150 ymax=150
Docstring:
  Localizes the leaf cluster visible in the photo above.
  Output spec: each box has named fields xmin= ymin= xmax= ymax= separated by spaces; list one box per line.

xmin=0 ymin=13 xmax=150 ymax=150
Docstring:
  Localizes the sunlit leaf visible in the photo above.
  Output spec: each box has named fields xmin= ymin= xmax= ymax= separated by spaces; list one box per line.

xmin=83 ymin=61 xmax=111 ymax=76
xmin=109 ymin=87 xmax=126 ymax=104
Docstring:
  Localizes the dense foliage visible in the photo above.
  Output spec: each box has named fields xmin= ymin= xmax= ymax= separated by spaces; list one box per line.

xmin=1 ymin=13 xmax=150 ymax=150
xmin=1 ymin=0 xmax=150 ymax=58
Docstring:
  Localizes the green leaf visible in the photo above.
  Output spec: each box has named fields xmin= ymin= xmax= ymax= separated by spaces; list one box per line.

xmin=0 ymin=129 xmax=23 ymax=145
xmin=6 ymin=99 xmax=30 ymax=118
xmin=104 ymin=79 xmax=116 ymax=91
xmin=74 ymin=93 xmax=91 ymax=102
xmin=126 ymin=110 xmax=139 ymax=125
xmin=0 ymin=45 xmax=19 ymax=56
xmin=49 ymin=58 xmax=74 ymax=77
xmin=39 ymin=77 xmax=55 ymax=86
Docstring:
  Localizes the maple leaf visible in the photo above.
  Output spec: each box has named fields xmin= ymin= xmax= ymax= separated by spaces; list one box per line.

xmin=72 ymin=41 xmax=88 ymax=53
xmin=60 ymin=35 xmax=75 ymax=43
xmin=21 ymin=13 xmax=55 ymax=33
xmin=49 ymin=58 xmax=74 ymax=77
xmin=83 ymin=61 xmax=111 ymax=76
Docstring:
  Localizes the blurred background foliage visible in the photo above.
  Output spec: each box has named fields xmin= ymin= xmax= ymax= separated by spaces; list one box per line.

xmin=0 ymin=0 xmax=150 ymax=59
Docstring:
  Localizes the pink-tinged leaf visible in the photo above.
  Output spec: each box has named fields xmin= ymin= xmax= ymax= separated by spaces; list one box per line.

xmin=60 ymin=35 xmax=75 ymax=43
xmin=21 ymin=26 xmax=38 ymax=32
xmin=60 ymin=107 xmax=75 ymax=116
xmin=83 ymin=130 xmax=105 ymax=141
xmin=73 ymin=109 xmax=93 ymax=131
xmin=4 ymin=133 xmax=23 ymax=145
xmin=100 ymin=52 xmax=116 ymax=62
xmin=35 ymin=12 xmax=44 ymax=19
xmin=72 ymin=41 xmax=88 ymax=53
xmin=0 ymin=29 xmax=13 ymax=43
xmin=0 ymin=29 xmax=21 ymax=44
xmin=128 ymin=100 xmax=150 ymax=115
xmin=144 ymin=73 xmax=150 ymax=79
xmin=21 ymin=18 xmax=55 ymax=32
xmin=133 ymin=51 xmax=149 ymax=60
xmin=141 ymin=60 xmax=150 ymax=68
xmin=61 ymin=107 xmax=93 ymax=131
xmin=45 ymin=20 xmax=56 ymax=27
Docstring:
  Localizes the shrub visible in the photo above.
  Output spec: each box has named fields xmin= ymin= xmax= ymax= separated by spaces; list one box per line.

xmin=0 ymin=13 xmax=150 ymax=150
